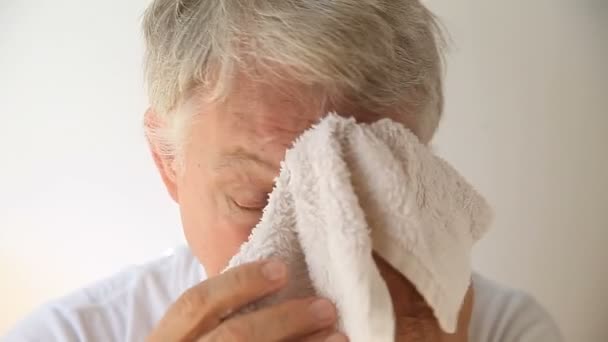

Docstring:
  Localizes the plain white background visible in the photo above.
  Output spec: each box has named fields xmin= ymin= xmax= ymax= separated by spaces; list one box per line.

xmin=0 ymin=0 xmax=606 ymax=340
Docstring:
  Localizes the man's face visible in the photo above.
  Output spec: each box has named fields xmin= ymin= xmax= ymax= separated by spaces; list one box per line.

xmin=154 ymin=77 xmax=416 ymax=276
xmin=169 ymin=79 xmax=325 ymax=276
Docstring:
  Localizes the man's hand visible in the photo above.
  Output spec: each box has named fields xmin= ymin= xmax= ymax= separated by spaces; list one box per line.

xmin=375 ymin=254 xmax=474 ymax=342
xmin=149 ymin=257 xmax=471 ymax=342
xmin=148 ymin=260 xmax=347 ymax=342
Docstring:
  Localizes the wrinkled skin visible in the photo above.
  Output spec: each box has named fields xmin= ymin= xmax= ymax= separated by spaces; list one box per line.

xmin=148 ymin=76 xmax=472 ymax=341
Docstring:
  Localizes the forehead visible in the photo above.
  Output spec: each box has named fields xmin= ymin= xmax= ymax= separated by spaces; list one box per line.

xmin=226 ymin=75 xmax=323 ymax=116
xmin=224 ymin=79 xmax=323 ymax=138
xmin=199 ymin=77 xmax=325 ymax=171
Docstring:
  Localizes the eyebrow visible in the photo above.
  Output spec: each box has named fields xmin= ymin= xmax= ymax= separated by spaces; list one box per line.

xmin=214 ymin=149 xmax=277 ymax=173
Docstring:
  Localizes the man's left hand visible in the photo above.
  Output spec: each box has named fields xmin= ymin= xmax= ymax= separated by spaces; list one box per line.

xmin=374 ymin=254 xmax=474 ymax=342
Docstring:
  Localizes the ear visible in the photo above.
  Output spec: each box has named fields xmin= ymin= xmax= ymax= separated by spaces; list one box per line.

xmin=144 ymin=108 xmax=179 ymax=203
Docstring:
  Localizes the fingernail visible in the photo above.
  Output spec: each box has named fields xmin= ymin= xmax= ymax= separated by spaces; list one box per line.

xmin=325 ymin=333 xmax=348 ymax=342
xmin=309 ymin=299 xmax=336 ymax=322
xmin=261 ymin=260 xmax=286 ymax=281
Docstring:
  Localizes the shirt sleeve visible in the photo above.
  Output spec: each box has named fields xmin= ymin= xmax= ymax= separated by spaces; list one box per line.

xmin=3 ymin=291 xmax=137 ymax=342
xmin=498 ymin=293 xmax=564 ymax=342
xmin=2 ymin=248 xmax=200 ymax=342
xmin=470 ymin=274 xmax=564 ymax=342
xmin=3 ymin=304 xmax=82 ymax=342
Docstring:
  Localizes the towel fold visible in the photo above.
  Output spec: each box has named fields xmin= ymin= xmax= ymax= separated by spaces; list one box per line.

xmin=226 ymin=114 xmax=492 ymax=341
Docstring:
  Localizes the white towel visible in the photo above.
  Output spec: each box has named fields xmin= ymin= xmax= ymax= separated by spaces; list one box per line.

xmin=225 ymin=113 xmax=492 ymax=341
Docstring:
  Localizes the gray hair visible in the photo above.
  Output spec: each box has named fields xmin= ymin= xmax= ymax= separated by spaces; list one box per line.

xmin=143 ymin=0 xmax=445 ymax=156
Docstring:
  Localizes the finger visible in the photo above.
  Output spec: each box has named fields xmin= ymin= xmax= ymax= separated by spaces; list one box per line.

xmin=299 ymin=330 xmax=349 ymax=342
xmin=150 ymin=260 xmax=288 ymax=341
xmin=206 ymin=297 xmax=337 ymax=341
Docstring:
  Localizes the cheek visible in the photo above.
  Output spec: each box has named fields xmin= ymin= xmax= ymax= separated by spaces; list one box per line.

xmin=176 ymin=165 xmax=257 ymax=276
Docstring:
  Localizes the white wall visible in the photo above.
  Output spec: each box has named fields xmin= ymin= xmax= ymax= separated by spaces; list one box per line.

xmin=0 ymin=1 xmax=606 ymax=340
xmin=429 ymin=1 xmax=608 ymax=341
xmin=0 ymin=0 xmax=185 ymax=333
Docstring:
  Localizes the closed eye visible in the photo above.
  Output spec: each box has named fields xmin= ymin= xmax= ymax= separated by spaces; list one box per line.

xmin=232 ymin=199 xmax=265 ymax=211
xmin=230 ymin=192 xmax=269 ymax=212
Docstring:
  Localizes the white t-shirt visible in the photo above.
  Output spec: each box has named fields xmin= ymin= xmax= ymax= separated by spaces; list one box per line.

xmin=4 ymin=246 xmax=563 ymax=341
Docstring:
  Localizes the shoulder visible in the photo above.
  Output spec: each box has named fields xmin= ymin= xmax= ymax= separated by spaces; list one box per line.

xmin=470 ymin=273 xmax=563 ymax=342
xmin=3 ymin=246 xmax=203 ymax=342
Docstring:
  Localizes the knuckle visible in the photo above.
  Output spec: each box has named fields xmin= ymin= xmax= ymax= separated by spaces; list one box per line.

xmin=176 ymin=285 xmax=210 ymax=318
xmin=215 ymin=321 xmax=250 ymax=342
xmin=230 ymin=266 xmax=252 ymax=289
xmin=275 ymin=305 xmax=294 ymax=327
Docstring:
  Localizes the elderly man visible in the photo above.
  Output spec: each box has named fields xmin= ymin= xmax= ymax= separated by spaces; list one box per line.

xmin=5 ymin=0 xmax=562 ymax=341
